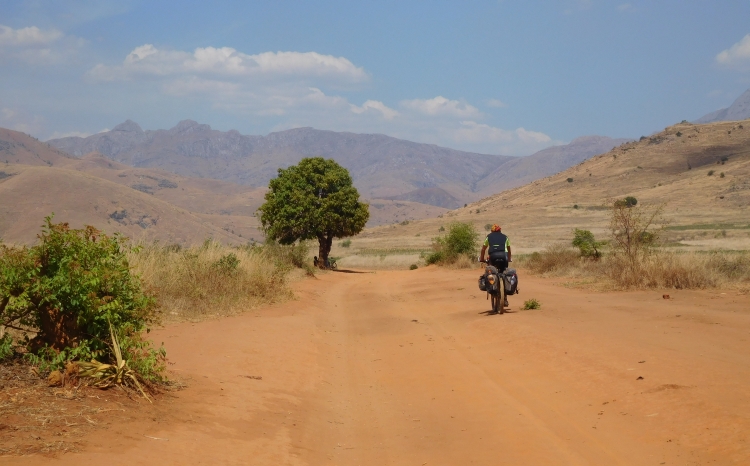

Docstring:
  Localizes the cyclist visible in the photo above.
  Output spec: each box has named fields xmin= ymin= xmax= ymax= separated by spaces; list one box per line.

xmin=479 ymin=224 xmax=512 ymax=305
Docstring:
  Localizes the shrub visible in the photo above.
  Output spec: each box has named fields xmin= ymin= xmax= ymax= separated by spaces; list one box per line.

xmin=573 ymin=204 xmax=579 ymax=209
xmin=572 ymin=229 xmax=605 ymax=258
xmin=0 ymin=333 xmax=14 ymax=361
xmin=409 ymin=264 xmax=418 ymax=270
xmin=720 ymin=172 xmax=725 ymax=178
xmin=567 ymin=178 xmax=573 ymax=183
xmin=676 ymin=131 xmax=682 ymax=137
xmin=1 ymin=217 xmax=163 ymax=379
xmin=340 ymin=239 xmax=351 ymax=248
xmin=427 ymin=222 xmax=478 ymax=266
xmin=438 ymin=226 xmax=445 ymax=232
xmin=708 ymin=170 xmax=715 ymax=176
xmin=522 ymin=299 xmax=541 ymax=310
xmin=614 ymin=196 xmax=638 ymax=208
xmin=484 ymin=223 xmax=492 ymax=231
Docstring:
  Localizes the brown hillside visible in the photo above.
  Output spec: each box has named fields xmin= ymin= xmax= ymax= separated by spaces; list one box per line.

xmin=0 ymin=128 xmax=75 ymax=167
xmin=0 ymin=164 xmax=246 ymax=245
xmin=356 ymin=119 xmax=750 ymax=253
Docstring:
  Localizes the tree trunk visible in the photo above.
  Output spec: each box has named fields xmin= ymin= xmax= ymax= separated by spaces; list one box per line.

xmin=317 ymin=233 xmax=334 ymax=268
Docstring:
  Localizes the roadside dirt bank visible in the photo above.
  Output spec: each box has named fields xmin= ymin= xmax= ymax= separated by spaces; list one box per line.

xmin=6 ymin=266 xmax=750 ymax=465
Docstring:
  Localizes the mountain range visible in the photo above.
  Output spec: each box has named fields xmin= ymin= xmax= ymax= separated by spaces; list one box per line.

xmin=696 ymin=88 xmax=750 ymax=124
xmin=48 ymin=122 xmax=628 ymax=208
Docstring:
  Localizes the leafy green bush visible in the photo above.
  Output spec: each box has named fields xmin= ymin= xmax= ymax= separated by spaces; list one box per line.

xmin=214 ymin=252 xmax=240 ymax=275
xmin=0 ymin=333 xmax=14 ymax=361
xmin=340 ymin=239 xmax=351 ymax=248
xmin=409 ymin=264 xmax=418 ymax=270
xmin=428 ymin=222 xmax=478 ymax=266
xmin=522 ymin=299 xmax=541 ymax=310
xmin=572 ymin=228 xmax=606 ymax=258
xmin=708 ymin=170 xmax=715 ymax=176
xmin=614 ymin=196 xmax=638 ymax=208
xmin=0 ymin=217 xmax=163 ymax=380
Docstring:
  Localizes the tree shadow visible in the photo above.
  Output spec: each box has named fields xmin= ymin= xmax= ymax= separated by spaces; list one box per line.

xmin=330 ymin=269 xmax=371 ymax=274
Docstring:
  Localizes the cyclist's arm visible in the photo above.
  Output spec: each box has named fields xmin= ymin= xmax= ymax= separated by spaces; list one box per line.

xmin=479 ymin=244 xmax=488 ymax=262
xmin=506 ymin=237 xmax=512 ymax=262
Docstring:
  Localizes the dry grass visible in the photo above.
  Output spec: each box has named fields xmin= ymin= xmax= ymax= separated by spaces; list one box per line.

xmin=0 ymin=362 xmax=135 ymax=456
xmin=522 ymin=245 xmax=750 ymax=290
xmin=128 ymin=241 xmax=295 ymax=321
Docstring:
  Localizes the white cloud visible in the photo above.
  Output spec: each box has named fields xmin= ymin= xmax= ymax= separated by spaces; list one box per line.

xmin=400 ymin=96 xmax=482 ymax=118
xmin=716 ymin=34 xmax=750 ymax=68
xmin=486 ymin=98 xmax=507 ymax=108
xmin=0 ymin=25 xmax=62 ymax=46
xmin=82 ymin=45 xmax=553 ymax=155
xmin=0 ymin=107 xmax=44 ymax=135
xmin=89 ymin=44 xmax=368 ymax=82
xmin=0 ymin=24 xmax=83 ymax=64
xmin=350 ymin=100 xmax=399 ymax=120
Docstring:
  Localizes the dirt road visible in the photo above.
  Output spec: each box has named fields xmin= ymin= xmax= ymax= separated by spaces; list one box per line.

xmin=9 ymin=267 xmax=750 ymax=465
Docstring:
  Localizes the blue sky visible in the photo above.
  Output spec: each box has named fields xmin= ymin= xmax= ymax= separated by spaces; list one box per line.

xmin=1 ymin=0 xmax=749 ymax=156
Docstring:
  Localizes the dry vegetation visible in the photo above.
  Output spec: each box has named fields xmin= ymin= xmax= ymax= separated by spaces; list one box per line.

xmin=128 ymin=240 xmax=306 ymax=321
xmin=522 ymin=245 xmax=750 ymax=290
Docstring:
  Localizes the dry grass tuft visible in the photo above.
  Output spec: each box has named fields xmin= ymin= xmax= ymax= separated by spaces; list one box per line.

xmin=128 ymin=241 xmax=295 ymax=321
xmin=522 ymin=245 xmax=750 ymax=290
xmin=0 ymin=362 xmax=133 ymax=456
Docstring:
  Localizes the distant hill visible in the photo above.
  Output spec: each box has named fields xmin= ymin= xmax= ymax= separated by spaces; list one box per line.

xmin=48 ymin=121 xmax=509 ymax=207
xmin=0 ymin=128 xmax=450 ymax=244
xmin=696 ymin=88 xmax=750 ymax=123
xmin=476 ymin=135 xmax=631 ymax=195
xmin=361 ymin=119 xmax=750 ymax=251
xmin=0 ymin=127 xmax=75 ymax=167
xmin=48 ymin=121 xmax=626 ymax=209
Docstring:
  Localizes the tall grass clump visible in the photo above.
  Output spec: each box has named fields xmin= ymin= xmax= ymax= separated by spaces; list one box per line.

xmin=128 ymin=239 xmax=305 ymax=320
xmin=425 ymin=222 xmax=478 ymax=268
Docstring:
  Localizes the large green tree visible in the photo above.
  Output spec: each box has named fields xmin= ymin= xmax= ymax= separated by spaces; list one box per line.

xmin=258 ymin=157 xmax=369 ymax=267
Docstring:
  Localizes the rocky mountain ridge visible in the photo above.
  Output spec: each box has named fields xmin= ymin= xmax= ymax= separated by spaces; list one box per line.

xmin=49 ymin=121 xmax=627 ymax=208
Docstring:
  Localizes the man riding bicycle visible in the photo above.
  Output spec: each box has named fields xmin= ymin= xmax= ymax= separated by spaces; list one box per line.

xmin=479 ymin=224 xmax=512 ymax=305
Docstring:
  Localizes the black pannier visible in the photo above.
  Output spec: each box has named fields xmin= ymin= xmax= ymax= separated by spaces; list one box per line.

xmin=504 ymin=268 xmax=519 ymax=295
xmin=478 ymin=275 xmax=487 ymax=291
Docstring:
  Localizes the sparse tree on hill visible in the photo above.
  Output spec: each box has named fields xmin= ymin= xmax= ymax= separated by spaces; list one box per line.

xmin=258 ymin=157 xmax=369 ymax=268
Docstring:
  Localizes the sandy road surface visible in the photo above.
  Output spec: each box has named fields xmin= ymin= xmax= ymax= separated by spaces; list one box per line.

xmin=8 ymin=267 xmax=750 ymax=465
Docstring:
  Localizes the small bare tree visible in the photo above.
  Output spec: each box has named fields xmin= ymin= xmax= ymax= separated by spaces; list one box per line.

xmin=608 ymin=199 xmax=664 ymax=277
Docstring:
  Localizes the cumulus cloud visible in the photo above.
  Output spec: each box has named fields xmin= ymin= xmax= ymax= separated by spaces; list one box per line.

xmin=400 ymin=96 xmax=482 ymax=118
xmin=88 ymin=44 xmax=368 ymax=82
xmin=350 ymin=100 xmax=399 ymax=120
xmin=0 ymin=25 xmax=62 ymax=46
xmin=0 ymin=24 xmax=83 ymax=64
xmin=82 ymin=45 xmax=553 ymax=155
xmin=716 ymin=34 xmax=750 ymax=68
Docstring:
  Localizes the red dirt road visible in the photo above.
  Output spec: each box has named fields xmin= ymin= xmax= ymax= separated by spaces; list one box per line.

xmin=8 ymin=267 xmax=750 ymax=465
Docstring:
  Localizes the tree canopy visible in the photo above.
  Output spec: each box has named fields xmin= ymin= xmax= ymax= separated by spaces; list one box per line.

xmin=258 ymin=157 xmax=369 ymax=265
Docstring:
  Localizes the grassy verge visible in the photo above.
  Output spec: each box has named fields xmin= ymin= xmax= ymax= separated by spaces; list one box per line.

xmin=520 ymin=245 xmax=750 ymax=290
xmin=128 ymin=240 xmax=309 ymax=321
